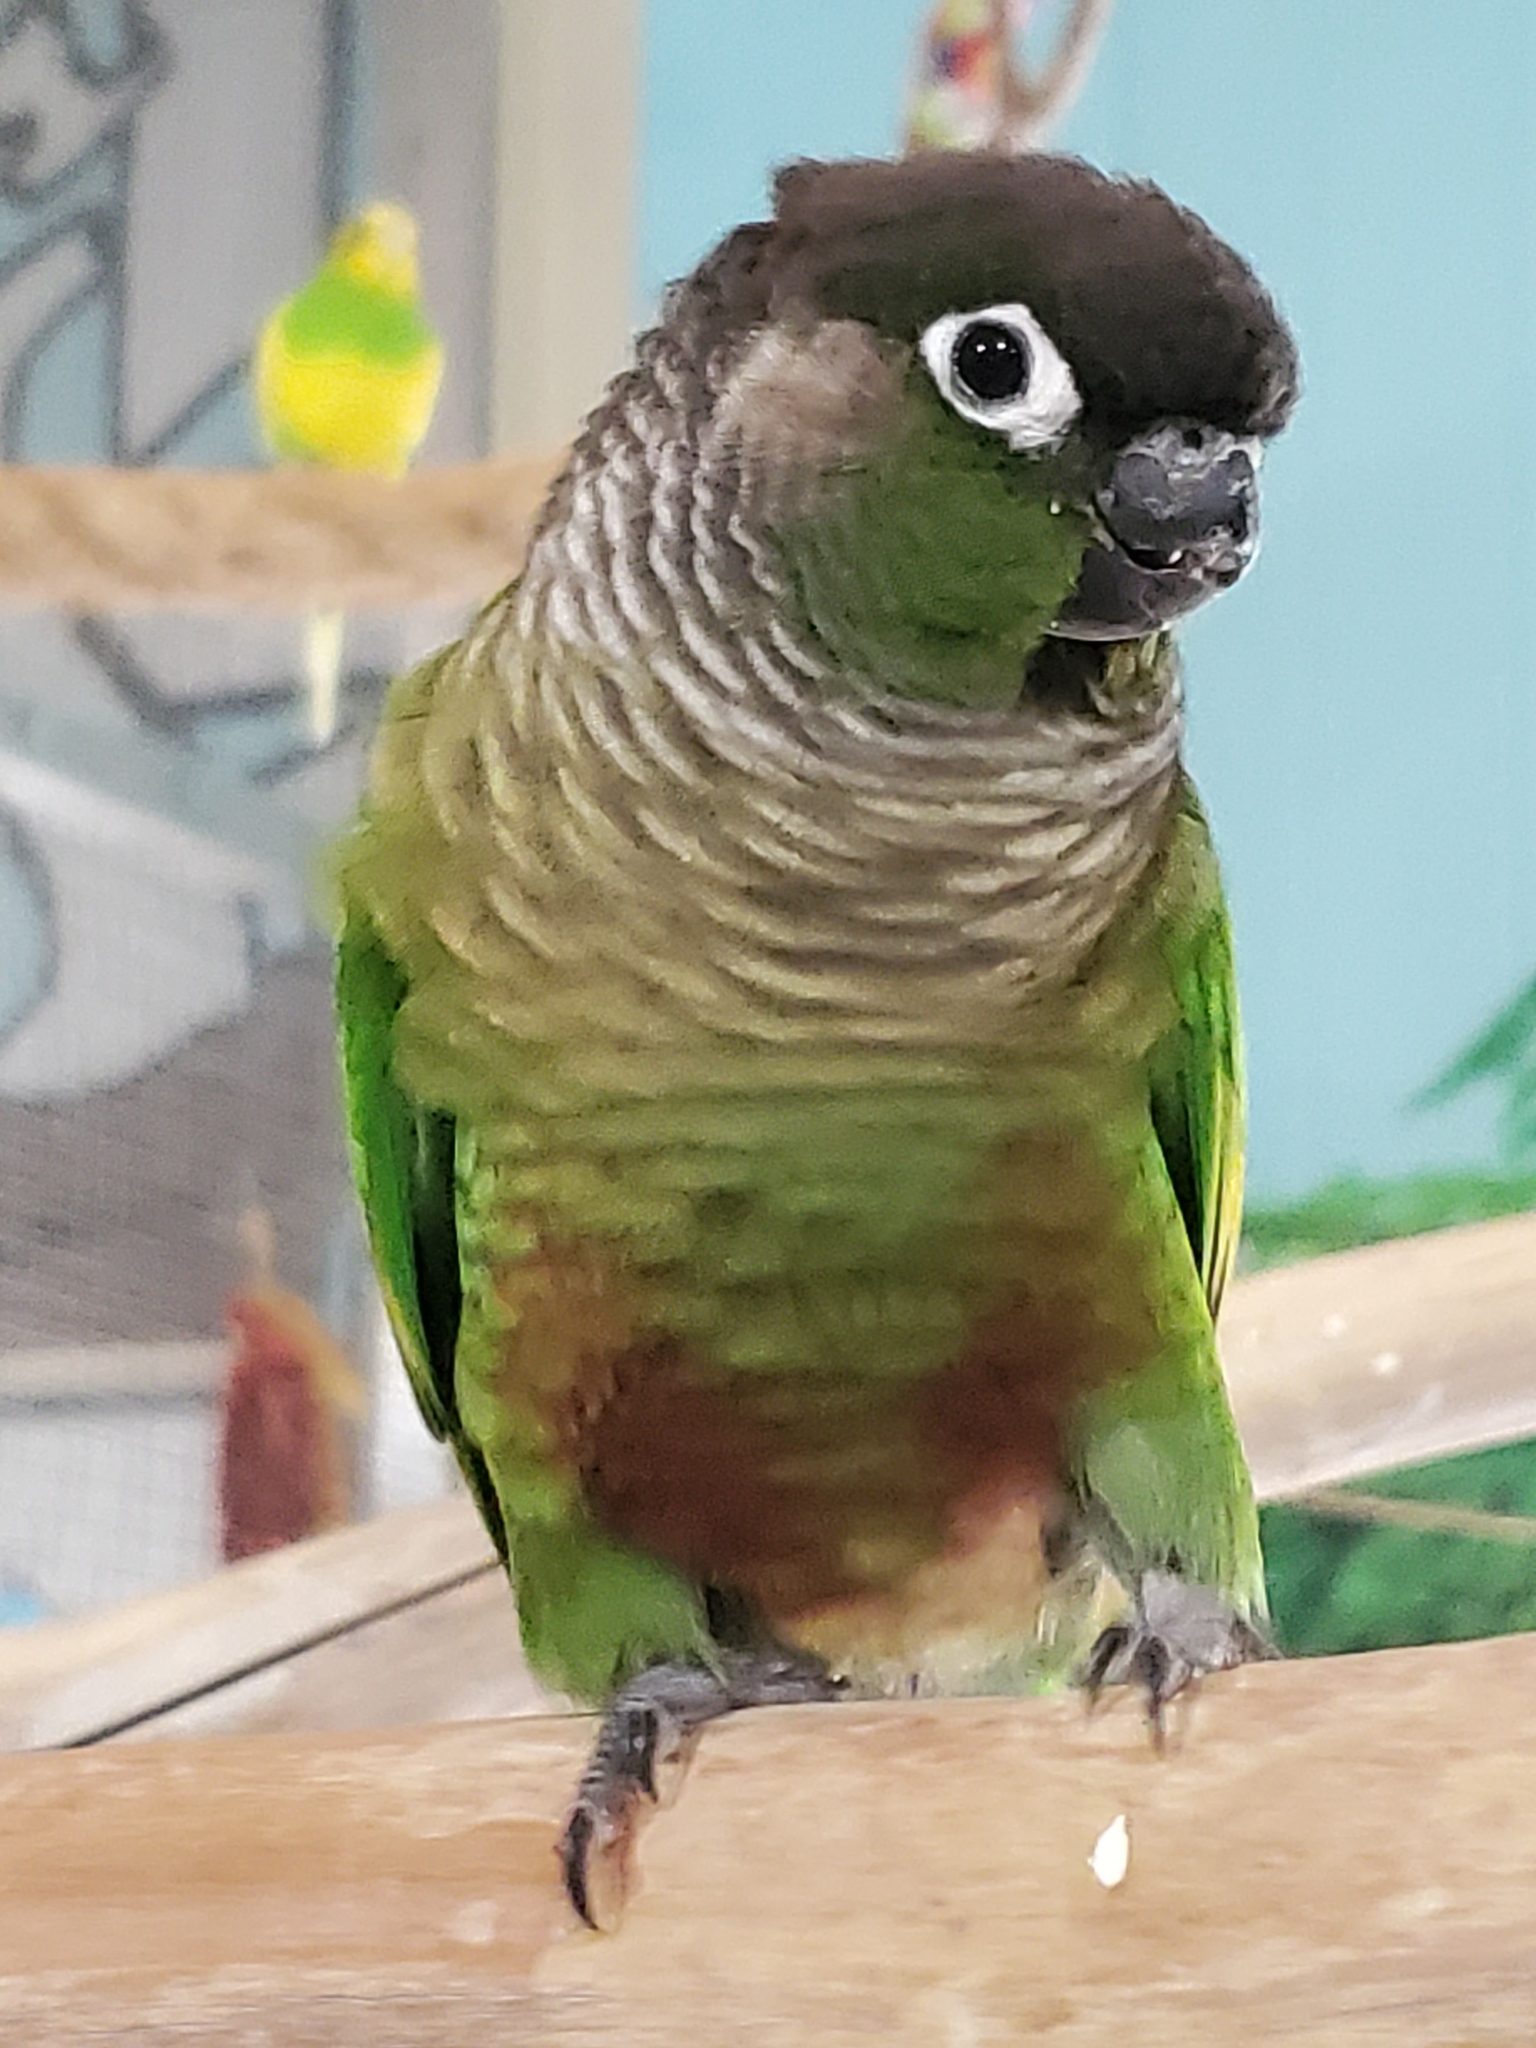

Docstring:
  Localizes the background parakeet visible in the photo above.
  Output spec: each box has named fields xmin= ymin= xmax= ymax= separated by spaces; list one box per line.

xmin=254 ymin=200 xmax=444 ymax=744
xmin=337 ymin=152 xmax=1297 ymax=1927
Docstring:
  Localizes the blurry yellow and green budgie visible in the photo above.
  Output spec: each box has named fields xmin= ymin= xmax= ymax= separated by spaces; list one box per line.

xmin=255 ymin=201 xmax=444 ymax=743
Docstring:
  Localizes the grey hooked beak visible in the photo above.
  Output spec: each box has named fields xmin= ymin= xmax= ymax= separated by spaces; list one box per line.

xmin=1051 ymin=421 xmax=1261 ymax=643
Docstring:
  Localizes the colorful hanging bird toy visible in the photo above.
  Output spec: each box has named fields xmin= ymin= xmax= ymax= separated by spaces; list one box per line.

xmin=217 ymin=1207 xmax=367 ymax=1563
xmin=906 ymin=0 xmax=1111 ymax=154
xmin=253 ymin=201 xmax=444 ymax=745
xmin=907 ymin=0 xmax=1010 ymax=150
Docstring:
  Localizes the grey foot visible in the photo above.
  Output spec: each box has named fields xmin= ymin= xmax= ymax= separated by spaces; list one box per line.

xmin=559 ymin=1651 xmax=839 ymax=1930
xmin=1082 ymin=1570 xmax=1275 ymax=1739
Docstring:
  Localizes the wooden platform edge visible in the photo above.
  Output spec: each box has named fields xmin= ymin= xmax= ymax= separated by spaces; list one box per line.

xmin=0 ymin=1499 xmax=498 ymax=1751
xmin=1 ymin=1630 xmax=1534 ymax=2046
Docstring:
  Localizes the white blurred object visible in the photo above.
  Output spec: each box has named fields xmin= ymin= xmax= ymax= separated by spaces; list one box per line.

xmin=302 ymin=608 xmax=346 ymax=745
xmin=362 ymin=1287 xmax=456 ymax=1515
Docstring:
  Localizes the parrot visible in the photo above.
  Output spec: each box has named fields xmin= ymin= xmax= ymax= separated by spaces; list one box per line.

xmin=254 ymin=200 xmax=444 ymax=746
xmin=336 ymin=151 xmax=1298 ymax=1928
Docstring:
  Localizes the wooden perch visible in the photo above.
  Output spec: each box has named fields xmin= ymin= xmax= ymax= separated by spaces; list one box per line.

xmin=1224 ymin=1211 xmax=1536 ymax=1498
xmin=0 ymin=1501 xmax=500 ymax=1753
xmin=0 ymin=452 xmax=563 ymax=614
xmin=2 ymin=1631 xmax=1535 ymax=2044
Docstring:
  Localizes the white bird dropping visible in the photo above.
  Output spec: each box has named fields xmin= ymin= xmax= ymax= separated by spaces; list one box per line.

xmin=1088 ymin=1813 xmax=1130 ymax=1889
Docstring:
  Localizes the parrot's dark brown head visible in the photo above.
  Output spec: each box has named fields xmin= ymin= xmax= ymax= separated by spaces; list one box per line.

xmin=676 ymin=152 xmax=1298 ymax=658
xmin=760 ymin=152 xmax=1296 ymax=442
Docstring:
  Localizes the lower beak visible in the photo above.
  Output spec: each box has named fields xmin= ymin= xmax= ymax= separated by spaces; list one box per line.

xmin=1050 ymin=421 xmax=1261 ymax=643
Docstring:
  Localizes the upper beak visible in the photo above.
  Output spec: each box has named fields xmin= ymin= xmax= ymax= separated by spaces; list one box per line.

xmin=1051 ymin=421 xmax=1261 ymax=643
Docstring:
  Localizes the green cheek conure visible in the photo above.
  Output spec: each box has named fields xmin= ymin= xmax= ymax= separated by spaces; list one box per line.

xmin=336 ymin=150 xmax=1298 ymax=1927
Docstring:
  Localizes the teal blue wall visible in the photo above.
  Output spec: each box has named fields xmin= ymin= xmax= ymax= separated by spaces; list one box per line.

xmin=642 ymin=0 xmax=915 ymax=301
xmin=641 ymin=1 xmax=1535 ymax=1199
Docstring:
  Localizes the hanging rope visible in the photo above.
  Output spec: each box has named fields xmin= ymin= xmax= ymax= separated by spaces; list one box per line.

xmin=999 ymin=0 xmax=1113 ymax=150
xmin=0 ymin=450 xmax=563 ymax=614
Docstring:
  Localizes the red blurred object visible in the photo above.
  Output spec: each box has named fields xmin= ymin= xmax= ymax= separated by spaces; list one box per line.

xmin=905 ymin=0 xmax=1110 ymax=154
xmin=934 ymin=28 xmax=994 ymax=86
xmin=217 ymin=1212 xmax=365 ymax=1563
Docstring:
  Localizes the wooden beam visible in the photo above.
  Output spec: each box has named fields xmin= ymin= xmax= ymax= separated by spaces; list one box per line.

xmin=0 ymin=1341 xmax=223 ymax=1406
xmin=0 ymin=1501 xmax=497 ymax=1752
xmin=2 ymin=1632 xmax=1534 ymax=2044
xmin=1225 ymin=1211 xmax=1536 ymax=1497
xmin=107 ymin=1571 xmax=548 ymax=1746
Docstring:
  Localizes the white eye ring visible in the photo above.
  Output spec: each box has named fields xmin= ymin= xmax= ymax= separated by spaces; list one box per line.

xmin=919 ymin=302 xmax=1081 ymax=452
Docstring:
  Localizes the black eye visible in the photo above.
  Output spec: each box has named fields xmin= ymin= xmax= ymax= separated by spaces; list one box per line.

xmin=951 ymin=320 xmax=1030 ymax=404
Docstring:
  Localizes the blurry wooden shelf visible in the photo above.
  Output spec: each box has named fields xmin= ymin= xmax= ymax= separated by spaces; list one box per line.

xmin=0 ymin=1341 xmax=224 ymax=1406
xmin=0 ymin=1498 xmax=506 ymax=1752
xmin=1225 ymin=1209 xmax=1536 ymax=1496
xmin=109 ymin=1567 xmax=550 ymax=1746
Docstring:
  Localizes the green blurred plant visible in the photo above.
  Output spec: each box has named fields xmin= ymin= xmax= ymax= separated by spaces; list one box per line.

xmin=1243 ymin=1167 xmax=1536 ymax=1272
xmin=1417 ymin=972 xmax=1536 ymax=1162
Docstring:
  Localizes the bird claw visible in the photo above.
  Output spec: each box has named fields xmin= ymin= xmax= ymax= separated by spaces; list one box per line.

xmin=559 ymin=1795 xmax=634 ymax=1933
xmin=558 ymin=1651 xmax=839 ymax=1930
xmin=1082 ymin=1570 xmax=1275 ymax=1742
xmin=558 ymin=1676 xmax=712 ymax=1931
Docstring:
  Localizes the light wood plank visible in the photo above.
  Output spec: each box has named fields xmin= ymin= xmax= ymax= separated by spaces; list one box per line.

xmin=1227 ymin=1211 xmax=1536 ymax=1497
xmin=0 ymin=1499 xmax=494 ymax=1751
xmin=0 ymin=1633 xmax=1533 ymax=2044
xmin=110 ymin=1571 xmax=550 ymax=1744
xmin=0 ymin=1341 xmax=222 ymax=1405
xmin=0 ymin=453 xmax=561 ymax=613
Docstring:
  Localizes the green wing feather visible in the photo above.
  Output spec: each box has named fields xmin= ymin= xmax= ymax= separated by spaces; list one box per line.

xmin=335 ymin=909 xmax=506 ymax=1557
xmin=1147 ymin=786 xmax=1246 ymax=1319
xmin=1070 ymin=783 xmax=1263 ymax=1618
